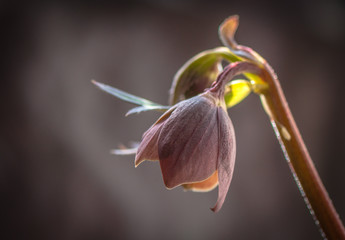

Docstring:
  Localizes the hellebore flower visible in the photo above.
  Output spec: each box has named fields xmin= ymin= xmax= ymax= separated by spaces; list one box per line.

xmin=135 ymin=86 xmax=236 ymax=212
xmin=93 ymin=61 xmax=260 ymax=212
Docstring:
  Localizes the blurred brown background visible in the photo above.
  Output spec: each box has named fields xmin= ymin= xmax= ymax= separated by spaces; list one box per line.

xmin=1 ymin=0 xmax=344 ymax=239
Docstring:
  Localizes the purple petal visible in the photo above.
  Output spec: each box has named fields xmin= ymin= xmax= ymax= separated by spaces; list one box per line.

xmin=211 ymin=107 xmax=236 ymax=212
xmin=158 ymin=95 xmax=219 ymax=189
xmin=135 ymin=107 xmax=176 ymax=167
xmin=135 ymin=123 xmax=161 ymax=166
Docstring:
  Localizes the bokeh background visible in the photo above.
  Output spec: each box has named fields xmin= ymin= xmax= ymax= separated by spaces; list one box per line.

xmin=1 ymin=0 xmax=344 ymax=239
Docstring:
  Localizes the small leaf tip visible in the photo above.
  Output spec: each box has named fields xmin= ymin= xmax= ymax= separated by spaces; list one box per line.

xmin=91 ymin=79 xmax=99 ymax=85
xmin=91 ymin=80 xmax=103 ymax=89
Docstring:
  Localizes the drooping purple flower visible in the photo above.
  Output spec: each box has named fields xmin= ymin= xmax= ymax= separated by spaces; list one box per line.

xmin=135 ymin=88 xmax=236 ymax=212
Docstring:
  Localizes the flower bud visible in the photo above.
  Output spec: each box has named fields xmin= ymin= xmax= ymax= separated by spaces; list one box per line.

xmin=169 ymin=47 xmax=241 ymax=105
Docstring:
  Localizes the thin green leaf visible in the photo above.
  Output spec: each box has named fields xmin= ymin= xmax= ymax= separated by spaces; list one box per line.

xmin=111 ymin=142 xmax=140 ymax=155
xmin=92 ymin=80 xmax=164 ymax=107
xmin=126 ymin=105 xmax=170 ymax=116
xmin=111 ymin=148 xmax=138 ymax=155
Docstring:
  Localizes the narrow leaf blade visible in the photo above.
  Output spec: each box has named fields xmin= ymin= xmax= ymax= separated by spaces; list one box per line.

xmin=92 ymin=80 xmax=162 ymax=107
xmin=126 ymin=105 xmax=170 ymax=116
xmin=111 ymin=148 xmax=138 ymax=155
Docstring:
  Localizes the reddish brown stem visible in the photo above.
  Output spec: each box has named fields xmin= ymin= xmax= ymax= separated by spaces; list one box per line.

xmin=210 ymin=61 xmax=262 ymax=97
xmin=219 ymin=14 xmax=344 ymax=239
xmin=259 ymin=64 xmax=345 ymax=240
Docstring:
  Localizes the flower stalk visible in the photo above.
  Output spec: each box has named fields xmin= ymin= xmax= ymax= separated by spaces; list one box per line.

xmin=259 ymin=64 xmax=345 ymax=240
xmin=219 ymin=16 xmax=345 ymax=240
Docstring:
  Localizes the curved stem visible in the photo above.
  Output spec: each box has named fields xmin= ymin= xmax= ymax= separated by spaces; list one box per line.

xmin=210 ymin=61 xmax=262 ymax=97
xmin=219 ymin=16 xmax=345 ymax=239
xmin=259 ymin=64 xmax=345 ymax=240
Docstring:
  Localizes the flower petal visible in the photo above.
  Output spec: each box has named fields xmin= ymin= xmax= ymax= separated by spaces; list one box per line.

xmin=211 ymin=107 xmax=236 ymax=212
xmin=135 ymin=123 xmax=162 ymax=167
xmin=158 ymin=94 xmax=219 ymax=189
xmin=182 ymin=170 xmax=218 ymax=192
xmin=135 ymin=106 xmax=176 ymax=167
